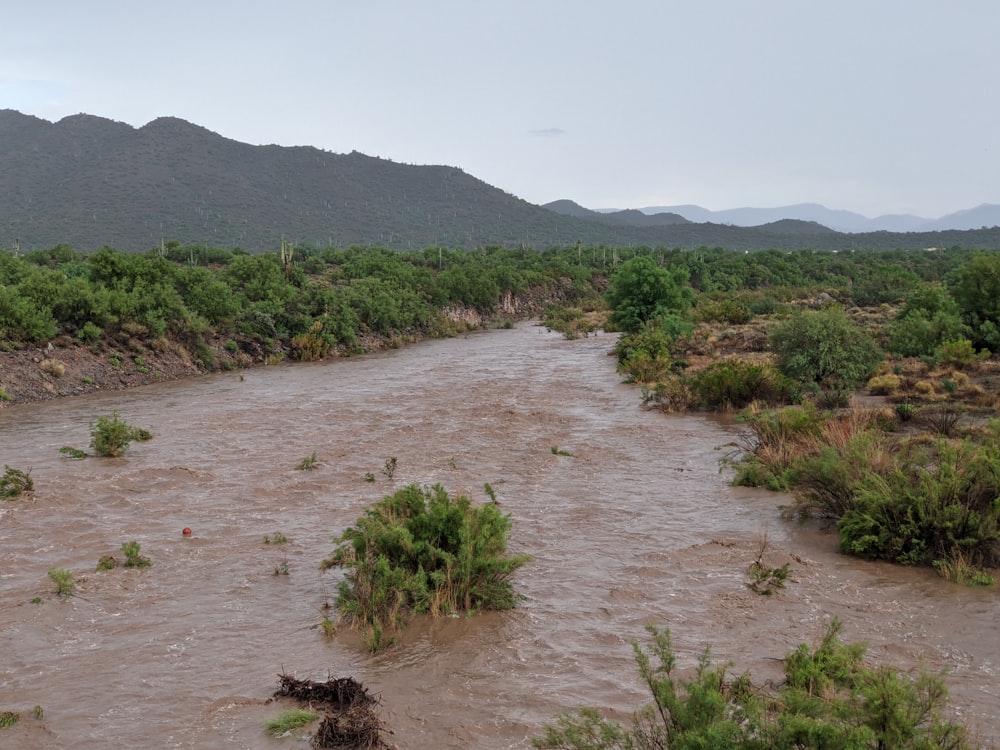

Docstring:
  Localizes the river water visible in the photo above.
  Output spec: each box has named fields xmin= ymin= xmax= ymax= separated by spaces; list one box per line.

xmin=1 ymin=323 xmax=997 ymax=748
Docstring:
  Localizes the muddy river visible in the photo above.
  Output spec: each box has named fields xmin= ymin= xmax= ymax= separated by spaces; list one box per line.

xmin=1 ymin=323 xmax=997 ymax=748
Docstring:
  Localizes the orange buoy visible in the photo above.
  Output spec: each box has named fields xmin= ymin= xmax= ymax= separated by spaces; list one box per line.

xmin=182 ymin=527 xmax=192 ymax=536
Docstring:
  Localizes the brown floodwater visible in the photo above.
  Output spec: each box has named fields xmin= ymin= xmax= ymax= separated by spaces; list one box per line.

xmin=1 ymin=323 xmax=997 ymax=748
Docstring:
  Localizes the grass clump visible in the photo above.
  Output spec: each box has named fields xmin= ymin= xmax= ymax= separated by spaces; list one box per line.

xmin=264 ymin=708 xmax=319 ymax=737
xmin=294 ymin=451 xmax=319 ymax=470
xmin=121 ymin=540 xmax=151 ymax=568
xmin=39 ymin=358 xmax=65 ymax=377
xmin=321 ymin=483 xmax=531 ymax=651
xmin=264 ymin=532 xmax=289 ymax=544
xmin=47 ymin=567 xmax=75 ymax=597
xmin=59 ymin=445 xmax=88 ymax=459
xmin=534 ymin=618 xmax=975 ymax=750
xmin=0 ymin=465 xmax=33 ymax=498
xmin=0 ymin=711 xmax=19 ymax=728
xmin=89 ymin=411 xmax=152 ymax=457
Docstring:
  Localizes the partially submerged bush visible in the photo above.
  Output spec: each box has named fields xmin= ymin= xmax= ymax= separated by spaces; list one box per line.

xmin=121 ymin=540 xmax=152 ymax=568
xmin=0 ymin=465 xmax=33 ymax=498
xmin=89 ymin=411 xmax=153 ymax=457
xmin=735 ymin=404 xmax=1000 ymax=579
xmin=321 ymin=483 xmax=530 ymax=651
xmin=543 ymin=304 xmax=599 ymax=339
xmin=534 ymin=619 xmax=974 ymax=750
xmin=47 ymin=567 xmax=75 ymax=597
xmin=838 ymin=435 xmax=1000 ymax=571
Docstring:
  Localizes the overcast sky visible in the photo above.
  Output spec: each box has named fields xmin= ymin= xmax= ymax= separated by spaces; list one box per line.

xmin=3 ymin=2 xmax=997 ymax=218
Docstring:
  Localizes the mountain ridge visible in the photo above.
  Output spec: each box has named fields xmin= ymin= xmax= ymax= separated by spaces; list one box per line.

xmin=2 ymin=109 xmax=999 ymax=253
xmin=598 ymin=202 xmax=1000 ymax=233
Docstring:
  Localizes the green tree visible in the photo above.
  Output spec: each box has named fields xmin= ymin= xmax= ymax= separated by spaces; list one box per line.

xmin=770 ymin=308 xmax=881 ymax=390
xmin=605 ymin=255 xmax=693 ymax=333
xmin=886 ymin=283 xmax=968 ymax=357
xmin=951 ymin=253 xmax=1000 ymax=352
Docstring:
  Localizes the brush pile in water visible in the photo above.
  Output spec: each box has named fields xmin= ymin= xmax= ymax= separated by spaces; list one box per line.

xmin=274 ymin=674 xmax=391 ymax=749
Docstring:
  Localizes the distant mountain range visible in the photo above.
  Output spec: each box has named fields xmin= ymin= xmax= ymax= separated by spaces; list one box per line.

xmin=545 ymin=200 xmax=1000 ymax=234
xmin=626 ymin=203 xmax=1000 ymax=233
xmin=2 ymin=109 xmax=999 ymax=253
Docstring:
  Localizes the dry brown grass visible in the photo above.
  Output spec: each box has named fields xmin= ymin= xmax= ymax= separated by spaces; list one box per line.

xmin=39 ymin=358 xmax=65 ymax=377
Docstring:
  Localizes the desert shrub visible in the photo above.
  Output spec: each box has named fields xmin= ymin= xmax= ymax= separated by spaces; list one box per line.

xmin=769 ymin=308 xmax=882 ymax=390
xmin=748 ymin=294 xmax=782 ymax=316
xmin=695 ymin=295 xmax=751 ymax=324
xmin=952 ymin=252 xmax=1000 ymax=352
xmin=0 ymin=465 xmax=33 ymax=498
xmin=786 ymin=420 xmax=894 ymax=518
xmin=921 ymin=405 xmax=964 ymax=437
xmin=321 ymin=483 xmax=530 ymax=651
xmin=614 ymin=321 xmax=689 ymax=383
xmin=48 ymin=567 xmax=75 ymax=597
xmin=533 ymin=619 xmax=973 ymax=750
xmin=542 ymin=305 xmax=597 ymax=339
xmin=641 ymin=379 xmax=694 ymax=413
xmin=935 ymin=338 xmax=984 ymax=369
xmin=78 ymin=321 xmax=102 ymax=343
xmin=746 ymin=534 xmax=790 ymax=595
xmin=90 ymin=411 xmax=152 ymax=457
xmin=39 ymin=358 xmax=65 ymax=377
xmin=838 ymin=436 xmax=1000 ymax=571
xmin=885 ymin=283 xmax=967 ymax=357
xmin=234 ymin=308 xmax=279 ymax=340
xmin=867 ymin=373 xmax=901 ymax=396
xmin=0 ymin=286 xmax=57 ymax=343
xmin=295 ymin=452 xmax=319 ymax=470
xmin=688 ymin=360 xmax=797 ymax=410
xmin=121 ymin=541 xmax=152 ymax=568
xmin=290 ymin=320 xmax=332 ymax=361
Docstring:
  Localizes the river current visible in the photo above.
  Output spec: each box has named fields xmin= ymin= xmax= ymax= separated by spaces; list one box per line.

xmin=1 ymin=323 xmax=997 ymax=748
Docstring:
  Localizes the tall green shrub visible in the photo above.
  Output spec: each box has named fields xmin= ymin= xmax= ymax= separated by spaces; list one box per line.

xmin=90 ymin=412 xmax=153 ymax=457
xmin=952 ymin=253 xmax=1000 ymax=353
xmin=605 ymin=255 xmax=693 ymax=334
xmin=838 ymin=436 xmax=1000 ymax=570
xmin=769 ymin=308 xmax=881 ymax=390
xmin=321 ymin=483 xmax=530 ymax=651
xmin=534 ymin=619 xmax=973 ymax=750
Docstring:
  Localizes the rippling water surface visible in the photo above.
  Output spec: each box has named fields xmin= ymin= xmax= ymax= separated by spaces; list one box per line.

xmin=1 ymin=323 xmax=997 ymax=748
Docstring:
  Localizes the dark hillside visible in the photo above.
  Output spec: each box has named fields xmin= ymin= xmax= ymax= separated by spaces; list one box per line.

xmin=2 ymin=109 xmax=1000 ymax=253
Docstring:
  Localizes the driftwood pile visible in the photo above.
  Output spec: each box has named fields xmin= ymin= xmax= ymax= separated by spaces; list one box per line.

xmin=274 ymin=674 xmax=391 ymax=749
